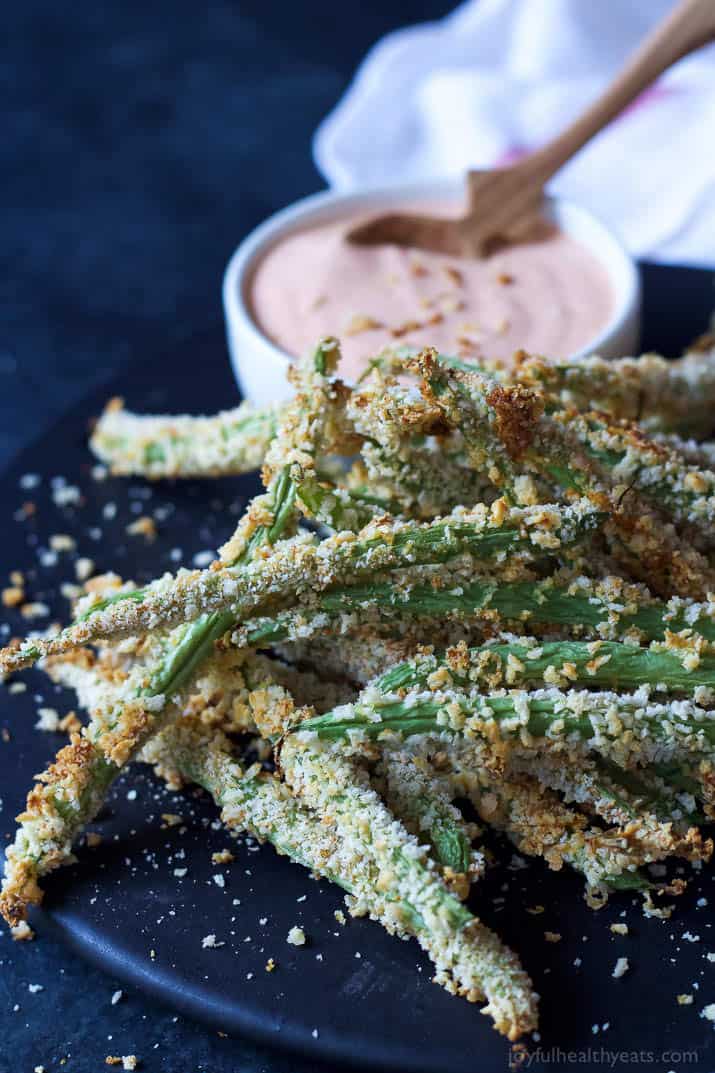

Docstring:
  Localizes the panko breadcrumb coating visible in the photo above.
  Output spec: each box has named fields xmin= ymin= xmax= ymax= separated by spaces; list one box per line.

xmin=7 ymin=337 xmax=715 ymax=1043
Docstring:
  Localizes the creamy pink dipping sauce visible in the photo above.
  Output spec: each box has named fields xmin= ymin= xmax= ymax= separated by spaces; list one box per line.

xmin=248 ymin=206 xmax=614 ymax=381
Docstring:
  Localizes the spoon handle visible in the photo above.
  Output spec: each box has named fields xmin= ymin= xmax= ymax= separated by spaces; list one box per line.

xmin=491 ymin=0 xmax=715 ymax=187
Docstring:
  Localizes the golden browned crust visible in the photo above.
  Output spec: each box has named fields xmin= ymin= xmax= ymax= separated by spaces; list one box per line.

xmin=1 ymin=736 xmax=103 ymax=925
xmin=485 ymin=383 xmax=544 ymax=461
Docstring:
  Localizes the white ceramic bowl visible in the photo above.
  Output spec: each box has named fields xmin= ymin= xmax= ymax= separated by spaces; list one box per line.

xmin=223 ymin=179 xmax=641 ymax=407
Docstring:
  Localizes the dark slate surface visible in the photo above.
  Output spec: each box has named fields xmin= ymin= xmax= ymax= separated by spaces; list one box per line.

xmin=2 ymin=2 xmax=715 ymax=1071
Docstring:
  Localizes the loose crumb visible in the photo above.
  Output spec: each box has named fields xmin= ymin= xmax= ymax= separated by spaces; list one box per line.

xmin=52 ymin=483 xmax=80 ymax=506
xmin=610 ymin=923 xmax=629 ymax=936
xmin=643 ymin=892 xmax=674 ymax=920
xmin=677 ymin=994 xmax=694 ymax=1005
xmin=390 ymin=319 xmax=422 ymax=339
xmin=344 ymin=314 xmax=383 ymax=336
xmin=58 ymin=710 xmax=82 ymax=734
xmin=126 ymin=517 xmax=156 ymax=541
xmin=443 ymin=265 xmax=464 ymax=287
xmin=21 ymin=601 xmax=50 ymax=619
xmin=189 ymin=550 xmax=213 ymax=569
xmin=75 ymin=557 xmax=95 ymax=582
xmin=49 ymin=534 xmax=76 ymax=552
xmin=10 ymin=921 xmax=34 ymax=941
xmin=612 ymin=957 xmax=630 ymax=979
xmin=287 ymin=926 xmax=306 ymax=947
xmin=544 ymin=932 xmax=561 ymax=943
xmin=211 ymin=850 xmax=235 ymax=865
xmin=35 ymin=707 xmax=60 ymax=732
xmin=201 ymin=934 xmax=224 ymax=949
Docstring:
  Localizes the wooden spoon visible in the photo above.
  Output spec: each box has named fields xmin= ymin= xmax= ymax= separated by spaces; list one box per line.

xmin=347 ymin=0 xmax=715 ymax=259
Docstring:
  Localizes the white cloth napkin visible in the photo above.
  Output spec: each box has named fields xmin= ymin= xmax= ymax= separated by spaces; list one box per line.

xmin=313 ymin=0 xmax=715 ymax=266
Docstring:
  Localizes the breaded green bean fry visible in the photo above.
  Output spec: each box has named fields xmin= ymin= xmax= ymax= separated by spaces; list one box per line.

xmin=412 ymin=349 xmax=715 ymax=598
xmin=91 ymin=397 xmax=280 ymax=478
xmin=0 ymin=500 xmax=601 ymax=675
xmin=280 ymin=734 xmax=538 ymax=1040
xmin=515 ymin=344 xmax=715 ymax=439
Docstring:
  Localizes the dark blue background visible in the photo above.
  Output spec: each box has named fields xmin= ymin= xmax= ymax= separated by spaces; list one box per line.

xmin=1 ymin=2 xmax=713 ymax=1071
xmin=1 ymin=0 xmax=458 ymax=470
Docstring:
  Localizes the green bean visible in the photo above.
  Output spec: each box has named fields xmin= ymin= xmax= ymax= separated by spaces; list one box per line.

xmin=240 ymin=660 xmax=483 ymax=888
xmin=412 ymin=349 xmax=715 ymax=598
xmin=375 ymin=747 xmax=482 ymax=882
xmin=0 ymin=342 xmax=346 ymax=923
xmin=90 ymin=399 xmax=280 ymax=478
xmin=376 ymin=638 xmax=715 ymax=695
xmin=279 ymin=734 xmax=538 ymax=1040
xmin=515 ymin=346 xmax=715 ymax=439
xmin=294 ymin=681 xmax=715 ymax=771
xmin=0 ymin=501 xmax=601 ymax=674
xmin=236 ymin=570 xmax=715 ymax=656
xmin=445 ymin=749 xmax=651 ymax=892
xmin=348 ymin=374 xmax=493 ymax=517
xmin=0 ymin=639 xmax=246 ymax=926
xmin=553 ymin=410 xmax=715 ymax=551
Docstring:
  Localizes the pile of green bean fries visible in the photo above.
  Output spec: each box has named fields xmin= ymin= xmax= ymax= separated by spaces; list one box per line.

xmin=4 ymin=334 xmax=715 ymax=1042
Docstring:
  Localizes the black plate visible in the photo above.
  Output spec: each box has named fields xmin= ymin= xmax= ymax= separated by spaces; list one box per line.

xmin=3 ymin=268 xmax=715 ymax=1073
